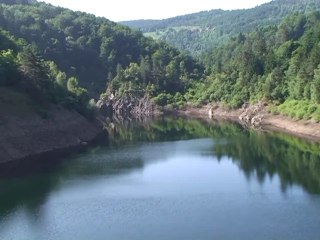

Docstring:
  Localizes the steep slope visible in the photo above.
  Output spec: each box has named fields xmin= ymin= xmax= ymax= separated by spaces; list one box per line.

xmin=0 ymin=87 xmax=100 ymax=164
xmin=0 ymin=26 xmax=100 ymax=164
xmin=0 ymin=0 xmax=204 ymax=163
xmin=121 ymin=0 xmax=320 ymax=57
xmin=0 ymin=0 xmax=203 ymax=97
xmin=185 ymin=12 xmax=320 ymax=121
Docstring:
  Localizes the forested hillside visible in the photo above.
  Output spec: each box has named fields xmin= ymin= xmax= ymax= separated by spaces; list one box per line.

xmin=0 ymin=0 xmax=203 ymax=99
xmin=1 ymin=0 xmax=320 ymax=122
xmin=0 ymin=28 xmax=93 ymax=117
xmin=185 ymin=12 xmax=320 ymax=120
xmin=121 ymin=0 xmax=320 ymax=58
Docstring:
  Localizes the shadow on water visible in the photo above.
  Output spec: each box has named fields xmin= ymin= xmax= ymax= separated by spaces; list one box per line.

xmin=0 ymin=173 xmax=58 ymax=219
xmin=0 ymin=129 xmax=137 ymax=220
xmin=1 ymin=116 xmax=320 ymax=221
xmin=0 ymin=130 xmax=109 ymax=178
xmin=0 ymin=150 xmax=145 ymax=221
xmin=103 ymin=116 xmax=224 ymax=145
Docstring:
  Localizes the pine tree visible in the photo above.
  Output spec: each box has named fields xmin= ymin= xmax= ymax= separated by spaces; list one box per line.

xmin=312 ymin=66 xmax=320 ymax=103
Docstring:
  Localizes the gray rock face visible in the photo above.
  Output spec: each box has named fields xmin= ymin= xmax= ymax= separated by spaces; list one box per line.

xmin=239 ymin=102 xmax=266 ymax=128
xmin=0 ymin=108 xmax=100 ymax=164
xmin=97 ymin=92 xmax=154 ymax=120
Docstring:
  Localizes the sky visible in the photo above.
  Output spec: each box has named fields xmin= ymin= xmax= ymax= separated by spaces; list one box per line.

xmin=40 ymin=0 xmax=272 ymax=22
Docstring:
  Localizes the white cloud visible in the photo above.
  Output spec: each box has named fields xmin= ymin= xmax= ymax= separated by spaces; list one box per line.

xmin=41 ymin=0 xmax=272 ymax=21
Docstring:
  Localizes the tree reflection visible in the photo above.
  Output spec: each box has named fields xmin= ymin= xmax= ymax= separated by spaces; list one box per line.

xmin=105 ymin=116 xmax=320 ymax=194
xmin=1 ymin=116 xmax=320 ymax=222
xmin=212 ymin=129 xmax=320 ymax=194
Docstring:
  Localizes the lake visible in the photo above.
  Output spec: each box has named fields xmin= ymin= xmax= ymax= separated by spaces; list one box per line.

xmin=1 ymin=117 xmax=320 ymax=240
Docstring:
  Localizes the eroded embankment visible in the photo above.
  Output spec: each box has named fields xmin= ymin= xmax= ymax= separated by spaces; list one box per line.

xmin=0 ymin=107 xmax=100 ymax=164
xmin=177 ymin=104 xmax=320 ymax=142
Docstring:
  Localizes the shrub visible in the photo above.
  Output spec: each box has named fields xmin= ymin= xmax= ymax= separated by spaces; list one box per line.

xmin=277 ymin=100 xmax=320 ymax=121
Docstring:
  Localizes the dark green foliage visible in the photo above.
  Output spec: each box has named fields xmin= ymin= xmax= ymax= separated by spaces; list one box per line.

xmin=0 ymin=29 xmax=20 ymax=51
xmin=0 ymin=0 xmax=34 ymax=5
xmin=0 ymin=49 xmax=19 ymax=86
xmin=312 ymin=66 xmax=320 ymax=103
xmin=0 ymin=30 xmax=21 ymax=86
xmin=1 ymin=0 xmax=319 ymax=121
xmin=18 ymin=46 xmax=51 ymax=92
xmin=212 ymin=124 xmax=320 ymax=193
xmin=185 ymin=12 xmax=320 ymax=118
xmin=108 ymin=117 xmax=320 ymax=194
xmin=104 ymin=42 xmax=203 ymax=100
xmin=0 ymin=29 xmax=91 ymax=117
xmin=152 ymin=93 xmax=171 ymax=107
xmin=122 ymin=0 xmax=320 ymax=58
xmin=0 ymin=1 xmax=203 ymax=98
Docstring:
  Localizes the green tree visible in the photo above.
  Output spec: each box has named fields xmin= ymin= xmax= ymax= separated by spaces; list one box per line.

xmin=0 ymin=49 xmax=20 ymax=86
xmin=67 ymin=77 xmax=87 ymax=96
xmin=56 ymin=71 xmax=67 ymax=87
xmin=312 ymin=66 xmax=320 ymax=103
xmin=140 ymin=56 xmax=151 ymax=84
xmin=17 ymin=46 xmax=51 ymax=93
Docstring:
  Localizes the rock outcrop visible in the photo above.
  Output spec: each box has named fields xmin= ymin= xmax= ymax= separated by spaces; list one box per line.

xmin=238 ymin=102 xmax=266 ymax=128
xmin=97 ymin=92 xmax=154 ymax=121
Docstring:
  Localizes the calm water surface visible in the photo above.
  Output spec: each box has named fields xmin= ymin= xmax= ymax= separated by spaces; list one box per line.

xmin=1 ymin=117 xmax=320 ymax=240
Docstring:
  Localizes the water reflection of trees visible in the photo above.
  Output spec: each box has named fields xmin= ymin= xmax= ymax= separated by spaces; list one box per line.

xmin=0 ymin=150 xmax=144 ymax=221
xmin=106 ymin=116 xmax=320 ymax=194
xmin=103 ymin=116 xmax=242 ymax=145
xmin=1 ymin=116 xmax=320 ymax=221
xmin=212 ymin=129 xmax=320 ymax=194
xmin=0 ymin=173 xmax=59 ymax=220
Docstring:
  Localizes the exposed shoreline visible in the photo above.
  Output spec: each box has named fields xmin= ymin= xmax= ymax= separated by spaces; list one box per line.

xmin=262 ymin=115 xmax=320 ymax=142
xmin=0 ymin=107 xmax=102 ymax=174
xmin=175 ymin=105 xmax=320 ymax=142
xmin=1 ymin=104 xmax=319 ymax=175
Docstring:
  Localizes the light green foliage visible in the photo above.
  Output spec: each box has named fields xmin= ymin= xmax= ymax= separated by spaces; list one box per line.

xmin=67 ymin=77 xmax=87 ymax=97
xmin=276 ymin=100 xmax=320 ymax=121
xmin=56 ymin=71 xmax=67 ymax=87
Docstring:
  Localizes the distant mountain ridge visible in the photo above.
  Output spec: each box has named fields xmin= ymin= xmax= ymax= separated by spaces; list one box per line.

xmin=120 ymin=0 xmax=320 ymax=57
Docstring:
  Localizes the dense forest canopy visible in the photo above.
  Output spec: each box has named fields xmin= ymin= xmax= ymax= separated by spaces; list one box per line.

xmin=0 ymin=28 xmax=92 ymax=116
xmin=121 ymin=0 xmax=320 ymax=58
xmin=0 ymin=0 xmax=319 ymax=121
xmin=185 ymin=12 xmax=320 ymax=120
xmin=0 ymin=0 xmax=203 ymax=99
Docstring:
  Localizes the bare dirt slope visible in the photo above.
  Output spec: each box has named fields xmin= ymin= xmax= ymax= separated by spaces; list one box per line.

xmin=0 ymin=107 xmax=100 ymax=163
xmin=263 ymin=115 xmax=320 ymax=141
